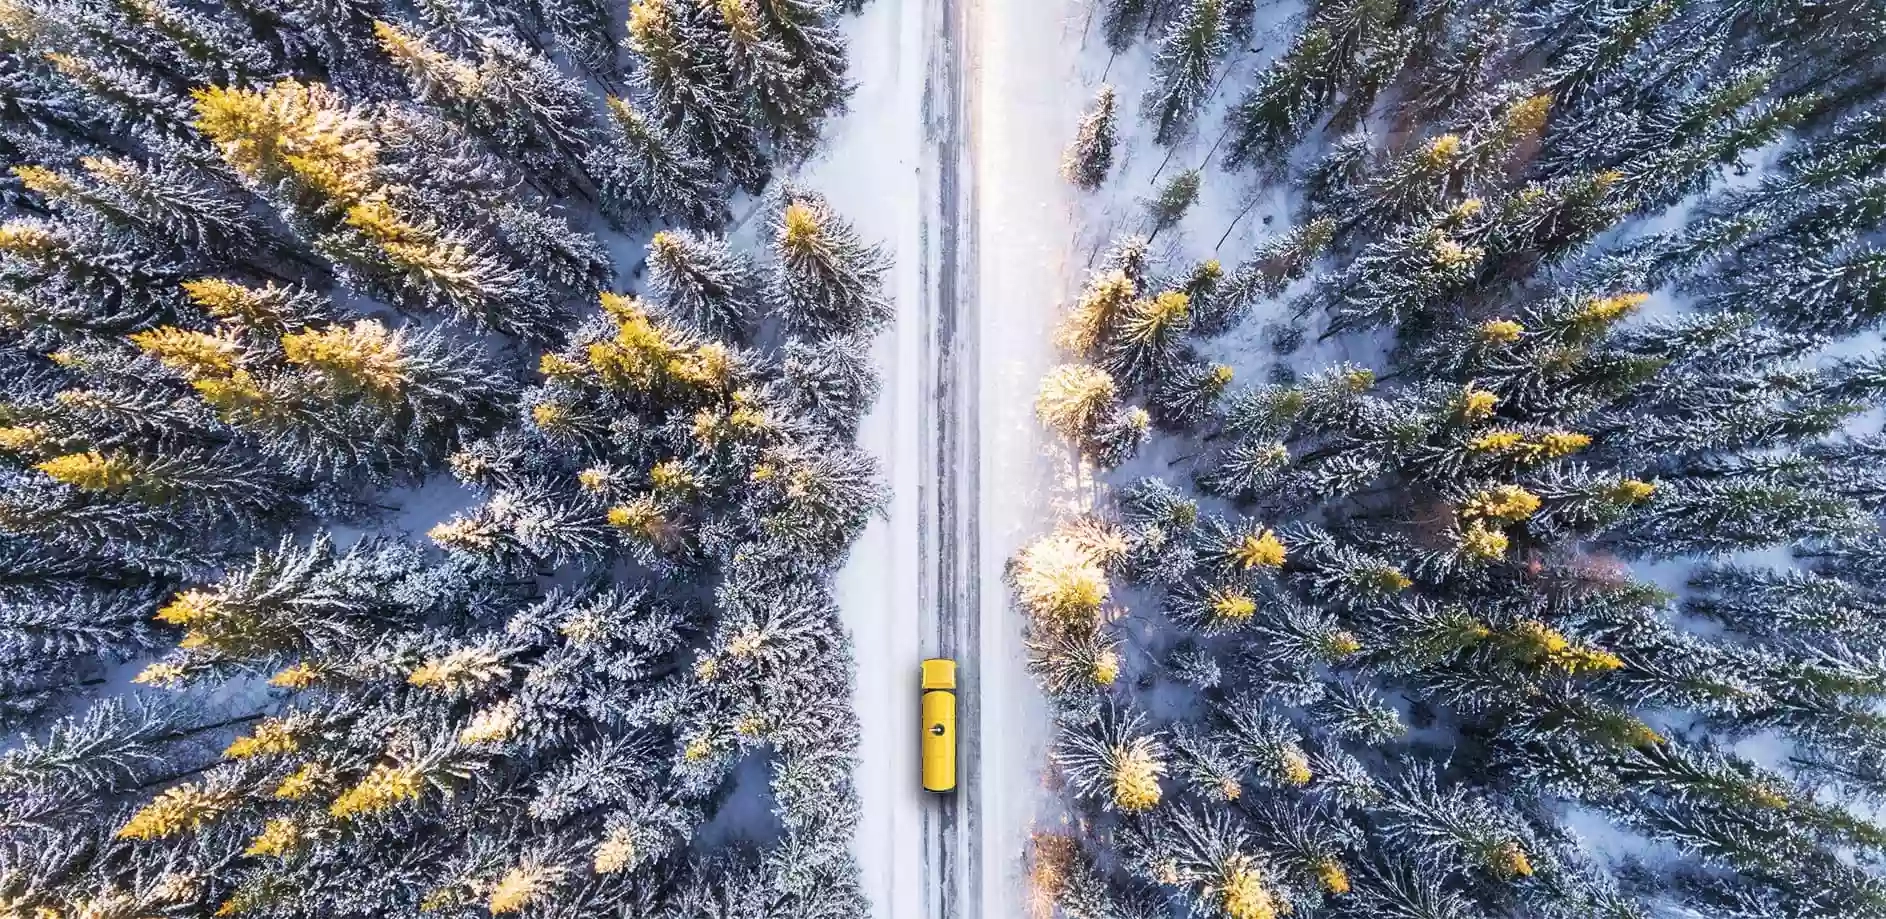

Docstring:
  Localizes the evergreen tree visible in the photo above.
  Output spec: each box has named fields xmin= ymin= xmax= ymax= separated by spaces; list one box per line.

xmin=1145 ymin=168 xmax=1201 ymax=241
xmin=1142 ymin=0 xmax=1227 ymax=147
xmin=625 ymin=0 xmax=767 ymax=190
xmin=594 ymin=95 xmax=727 ymax=227
xmin=1062 ymin=85 xmax=1119 ymax=190
xmin=1221 ymin=27 xmax=1334 ymax=170
xmin=645 ymin=230 xmax=763 ymax=339
xmin=769 ymin=187 xmax=891 ymax=338
xmin=1100 ymin=0 xmax=1153 ymax=53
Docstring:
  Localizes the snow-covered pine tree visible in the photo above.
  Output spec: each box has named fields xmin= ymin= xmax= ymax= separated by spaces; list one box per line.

xmin=1142 ymin=0 xmax=1227 ymax=147
xmin=1063 ymin=85 xmax=1119 ymax=190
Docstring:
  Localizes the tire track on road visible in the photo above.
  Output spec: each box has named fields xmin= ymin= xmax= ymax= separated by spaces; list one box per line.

xmin=921 ymin=0 xmax=978 ymax=915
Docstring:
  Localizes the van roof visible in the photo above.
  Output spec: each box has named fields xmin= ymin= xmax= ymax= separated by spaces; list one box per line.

xmin=921 ymin=658 xmax=956 ymax=689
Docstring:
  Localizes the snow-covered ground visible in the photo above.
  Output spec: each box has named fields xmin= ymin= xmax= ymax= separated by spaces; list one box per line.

xmin=973 ymin=0 xmax=1093 ymax=915
xmin=811 ymin=2 xmax=927 ymax=917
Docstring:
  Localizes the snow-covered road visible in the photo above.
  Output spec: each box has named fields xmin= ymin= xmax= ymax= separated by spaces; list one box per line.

xmin=816 ymin=0 xmax=1088 ymax=916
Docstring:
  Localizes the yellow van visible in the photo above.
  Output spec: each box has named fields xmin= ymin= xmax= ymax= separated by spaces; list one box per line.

xmin=921 ymin=659 xmax=956 ymax=792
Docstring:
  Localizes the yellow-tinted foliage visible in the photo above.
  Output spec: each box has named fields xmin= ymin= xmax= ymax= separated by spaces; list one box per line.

xmin=1459 ymin=520 xmax=1509 ymax=560
xmin=0 ymin=220 xmax=60 ymax=258
xmin=0 ymin=425 xmax=45 ymax=453
xmin=118 ymin=783 xmax=231 ymax=840
xmin=35 ymin=450 xmax=133 ymax=493
xmin=329 ymin=764 xmax=424 ymax=819
xmin=1056 ymin=270 xmax=1136 ymax=355
xmin=132 ymin=662 xmax=187 ymax=687
xmin=625 ymin=0 xmax=675 ymax=56
xmin=193 ymin=81 xmax=378 ymax=204
xmin=1459 ymin=386 xmax=1498 ymax=421
xmin=1121 ymin=291 xmax=1189 ymax=344
xmin=1504 ymin=620 xmax=1623 ymax=675
xmin=1233 ymin=530 xmax=1287 ymax=569
xmin=649 ymin=459 xmax=694 ymax=494
xmin=1373 ymin=567 xmax=1413 ymax=592
xmin=182 ymin=279 xmax=304 ymax=332
xmin=1540 ymin=431 xmax=1591 ymax=457
xmin=1211 ymin=589 xmax=1257 ymax=623
xmin=154 ymin=589 xmax=217 ymax=627
xmin=1424 ymin=134 xmax=1462 ymax=166
xmin=607 ymin=495 xmax=665 ymax=538
xmin=11 ymin=163 xmax=79 ymax=200
xmin=588 ymin=295 xmax=691 ymax=393
xmin=1607 ymin=479 xmax=1657 ymax=504
xmin=1479 ymin=319 xmax=1524 ymax=343
xmin=1574 ymin=292 xmax=1649 ymax=326
xmin=488 ymin=864 xmax=560 ymax=915
xmin=1034 ymin=364 xmax=1116 ymax=440
xmin=281 ymin=321 xmax=406 ymax=397
xmin=1323 ymin=630 xmax=1362 ymax=659
xmin=224 ymin=720 xmax=299 ymax=759
xmin=1492 ymin=841 xmax=1533 ymax=878
xmin=538 ymin=352 xmax=584 ymax=380
xmin=372 ymin=20 xmax=476 ymax=94
xmin=130 ymin=326 xmax=242 ymax=379
xmin=779 ymin=200 xmax=823 ymax=253
xmin=1460 ymin=485 xmax=1540 ymax=523
xmin=1431 ymin=237 xmax=1482 ymax=268
xmin=269 ymin=663 xmax=319 ymax=690
xmin=1111 ymin=743 xmax=1163 ymax=813
xmin=407 ymin=647 xmax=507 ymax=693
xmin=1315 ymin=858 xmax=1350 ymax=895
xmin=1220 ymin=859 xmax=1278 ymax=919
xmin=273 ymin=762 xmax=331 ymax=800
xmin=1469 ymin=431 xmax=1586 ymax=462
xmin=193 ymin=370 xmax=286 ymax=424
xmin=1010 ymin=532 xmax=1110 ymax=627
xmin=458 ymin=701 xmax=520 ymax=746
xmin=243 ymin=818 xmax=305 ymax=858
xmin=1503 ymin=94 xmax=1553 ymax=139
xmin=594 ymin=828 xmax=638 ymax=874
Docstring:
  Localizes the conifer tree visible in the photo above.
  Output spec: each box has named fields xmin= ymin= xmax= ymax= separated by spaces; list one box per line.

xmin=1062 ymin=85 xmax=1119 ymax=190
xmin=645 ymin=230 xmax=763 ymax=339
xmin=1221 ymin=26 xmax=1334 ymax=170
xmin=1100 ymin=0 xmax=1153 ymax=54
xmin=1145 ymin=168 xmax=1201 ymax=242
xmin=594 ymin=95 xmax=726 ymax=227
xmin=769 ymin=187 xmax=891 ymax=338
xmin=1143 ymin=0 xmax=1227 ymax=147
xmin=741 ymin=0 xmax=852 ymax=155
xmin=625 ymin=0 xmax=767 ymax=190
xmin=0 ymin=0 xmax=886 ymax=911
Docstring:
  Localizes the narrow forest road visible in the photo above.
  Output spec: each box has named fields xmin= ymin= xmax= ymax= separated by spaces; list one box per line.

xmin=823 ymin=0 xmax=1083 ymax=917
xmin=923 ymin=0 xmax=981 ymax=914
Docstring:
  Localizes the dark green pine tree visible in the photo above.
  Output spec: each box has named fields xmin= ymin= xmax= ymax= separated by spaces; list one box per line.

xmin=594 ymin=95 xmax=728 ymax=227
xmin=1100 ymin=0 xmax=1154 ymax=54
xmin=625 ymin=0 xmax=768 ymax=190
xmin=645 ymin=230 xmax=763 ymax=339
xmin=1609 ymin=477 xmax=1870 ymax=557
xmin=1146 ymin=168 xmax=1202 ymax=241
xmin=748 ymin=0 xmax=853 ymax=156
xmin=1221 ymin=27 xmax=1334 ymax=170
xmin=1142 ymin=0 xmax=1227 ymax=147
